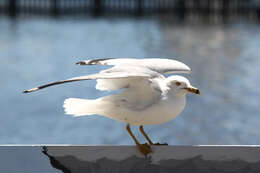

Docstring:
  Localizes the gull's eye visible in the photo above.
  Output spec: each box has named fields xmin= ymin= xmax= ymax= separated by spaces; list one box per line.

xmin=175 ymin=82 xmax=181 ymax=86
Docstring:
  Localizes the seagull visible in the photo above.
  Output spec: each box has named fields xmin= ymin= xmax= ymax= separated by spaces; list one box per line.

xmin=24 ymin=58 xmax=200 ymax=156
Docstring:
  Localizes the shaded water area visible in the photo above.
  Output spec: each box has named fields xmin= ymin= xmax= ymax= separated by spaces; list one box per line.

xmin=0 ymin=146 xmax=59 ymax=173
xmin=0 ymin=16 xmax=260 ymax=145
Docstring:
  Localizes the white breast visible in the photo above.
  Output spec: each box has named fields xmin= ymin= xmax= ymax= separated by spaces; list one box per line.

xmin=104 ymin=94 xmax=186 ymax=126
xmin=137 ymin=95 xmax=186 ymax=125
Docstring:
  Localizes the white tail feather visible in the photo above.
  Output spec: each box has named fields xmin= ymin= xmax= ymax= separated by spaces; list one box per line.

xmin=63 ymin=98 xmax=99 ymax=116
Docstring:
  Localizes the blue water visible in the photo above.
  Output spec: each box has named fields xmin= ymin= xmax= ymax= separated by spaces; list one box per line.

xmin=1 ymin=16 xmax=260 ymax=145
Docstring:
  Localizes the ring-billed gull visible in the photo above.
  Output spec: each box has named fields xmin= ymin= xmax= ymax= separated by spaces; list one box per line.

xmin=24 ymin=58 xmax=200 ymax=156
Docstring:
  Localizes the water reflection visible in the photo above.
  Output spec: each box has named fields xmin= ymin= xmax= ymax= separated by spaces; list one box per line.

xmin=0 ymin=146 xmax=58 ymax=173
xmin=0 ymin=16 xmax=260 ymax=145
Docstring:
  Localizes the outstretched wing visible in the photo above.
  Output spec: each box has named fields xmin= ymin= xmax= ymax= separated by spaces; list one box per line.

xmin=23 ymin=65 xmax=160 ymax=93
xmin=76 ymin=58 xmax=191 ymax=74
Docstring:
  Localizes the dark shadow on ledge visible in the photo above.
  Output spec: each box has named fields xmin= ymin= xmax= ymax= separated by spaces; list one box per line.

xmin=42 ymin=146 xmax=260 ymax=173
xmin=42 ymin=146 xmax=71 ymax=173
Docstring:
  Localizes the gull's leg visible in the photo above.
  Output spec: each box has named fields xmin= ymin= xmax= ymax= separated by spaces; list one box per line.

xmin=139 ymin=125 xmax=153 ymax=145
xmin=126 ymin=124 xmax=152 ymax=156
xmin=139 ymin=125 xmax=168 ymax=146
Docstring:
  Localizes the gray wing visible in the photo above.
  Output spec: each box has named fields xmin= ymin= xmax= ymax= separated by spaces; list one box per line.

xmin=23 ymin=65 xmax=160 ymax=93
xmin=76 ymin=58 xmax=191 ymax=74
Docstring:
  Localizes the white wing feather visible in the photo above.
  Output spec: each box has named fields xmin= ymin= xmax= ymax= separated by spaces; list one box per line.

xmin=76 ymin=58 xmax=191 ymax=74
xmin=25 ymin=58 xmax=188 ymax=115
xmin=23 ymin=65 xmax=160 ymax=93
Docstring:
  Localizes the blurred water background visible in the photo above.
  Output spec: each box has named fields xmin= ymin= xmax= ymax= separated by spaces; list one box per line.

xmin=1 ymin=15 xmax=260 ymax=145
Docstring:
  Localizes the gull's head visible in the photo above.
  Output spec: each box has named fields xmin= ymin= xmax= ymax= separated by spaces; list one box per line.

xmin=166 ymin=75 xmax=200 ymax=96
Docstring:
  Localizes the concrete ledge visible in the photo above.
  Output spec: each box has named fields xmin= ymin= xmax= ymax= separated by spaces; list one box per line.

xmin=1 ymin=145 xmax=260 ymax=173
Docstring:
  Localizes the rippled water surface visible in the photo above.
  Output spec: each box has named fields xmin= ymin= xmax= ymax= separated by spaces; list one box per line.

xmin=1 ymin=16 xmax=260 ymax=145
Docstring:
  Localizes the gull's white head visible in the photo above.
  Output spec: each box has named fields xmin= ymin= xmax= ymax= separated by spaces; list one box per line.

xmin=166 ymin=75 xmax=200 ymax=96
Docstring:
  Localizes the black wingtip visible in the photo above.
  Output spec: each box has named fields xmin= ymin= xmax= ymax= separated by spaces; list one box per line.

xmin=23 ymin=87 xmax=39 ymax=94
xmin=76 ymin=58 xmax=114 ymax=66
xmin=76 ymin=61 xmax=86 ymax=65
xmin=23 ymin=89 xmax=33 ymax=94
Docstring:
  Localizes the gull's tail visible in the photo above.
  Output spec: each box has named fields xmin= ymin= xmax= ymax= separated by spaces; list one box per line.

xmin=63 ymin=98 xmax=100 ymax=116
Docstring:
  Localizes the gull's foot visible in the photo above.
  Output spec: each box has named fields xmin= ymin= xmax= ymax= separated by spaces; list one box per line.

xmin=137 ymin=143 xmax=152 ymax=156
xmin=152 ymin=142 xmax=168 ymax=146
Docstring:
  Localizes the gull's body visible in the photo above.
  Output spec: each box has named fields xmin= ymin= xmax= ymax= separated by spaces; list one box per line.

xmin=24 ymin=58 xmax=200 ymax=156
xmin=64 ymin=75 xmax=186 ymax=125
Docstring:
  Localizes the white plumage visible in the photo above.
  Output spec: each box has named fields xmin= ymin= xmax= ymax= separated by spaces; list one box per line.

xmin=62 ymin=58 xmax=195 ymax=125
xmin=24 ymin=58 xmax=198 ymax=126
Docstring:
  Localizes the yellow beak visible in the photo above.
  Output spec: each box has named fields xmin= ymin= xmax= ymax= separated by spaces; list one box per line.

xmin=185 ymin=87 xmax=200 ymax=95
